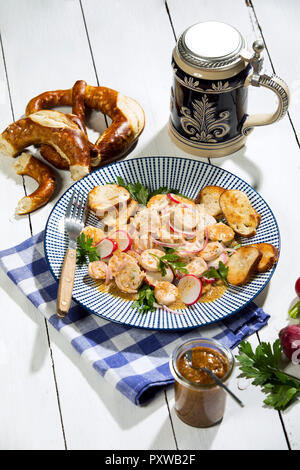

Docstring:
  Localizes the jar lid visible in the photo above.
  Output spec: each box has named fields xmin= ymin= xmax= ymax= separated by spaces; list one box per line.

xmin=175 ymin=21 xmax=248 ymax=79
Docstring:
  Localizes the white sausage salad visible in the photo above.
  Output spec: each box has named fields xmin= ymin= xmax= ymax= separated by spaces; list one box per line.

xmin=75 ymin=178 xmax=278 ymax=313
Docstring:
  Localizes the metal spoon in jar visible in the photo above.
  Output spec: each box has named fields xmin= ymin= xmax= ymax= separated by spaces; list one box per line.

xmin=185 ymin=350 xmax=244 ymax=408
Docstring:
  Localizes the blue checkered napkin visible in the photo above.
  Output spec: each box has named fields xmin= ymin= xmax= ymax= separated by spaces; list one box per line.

xmin=0 ymin=232 xmax=270 ymax=405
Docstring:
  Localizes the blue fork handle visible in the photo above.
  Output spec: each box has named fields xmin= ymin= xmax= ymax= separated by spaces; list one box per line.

xmin=57 ymin=247 xmax=76 ymax=318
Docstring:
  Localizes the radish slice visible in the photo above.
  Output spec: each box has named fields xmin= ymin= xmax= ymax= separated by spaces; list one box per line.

xmin=167 ymin=193 xmax=181 ymax=204
xmin=178 ymin=275 xmax=203 ymax=305
xmin=145 ymin=267 xmax=174 ymax=286
xmin=201 ymin=276 xmax=216 ymax=284
xmin=96 ymin=238 xmax=118 ymax=259
xmin=110 ymin=230 xmax=132 ymax=252
xmin=167 ymin=193 xmax=192 ymax=208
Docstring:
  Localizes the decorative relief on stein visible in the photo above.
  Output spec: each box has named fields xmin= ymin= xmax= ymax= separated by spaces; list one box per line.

xmin=181 ymin=75 xmax=242 ymax=93
xmin=180 ymin=95 xmax=230 ymax=143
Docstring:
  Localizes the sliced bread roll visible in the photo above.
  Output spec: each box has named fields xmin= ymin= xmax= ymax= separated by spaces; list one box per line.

xmin=207 ymin=222 xmax=235 ymax=244
xmin=251 ymin=243 xmax=279 ymax=272
xmin=219 ymin=189 xmax=261 ymax=238
xmin=227 ymin=246 xmax=262 ymax=286
xmin=195 ymin=185 xmax=226 ymax=218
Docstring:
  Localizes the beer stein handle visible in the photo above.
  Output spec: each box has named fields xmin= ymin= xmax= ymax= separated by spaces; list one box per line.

xmin=241 ymin=41 xmax=290 ymax=136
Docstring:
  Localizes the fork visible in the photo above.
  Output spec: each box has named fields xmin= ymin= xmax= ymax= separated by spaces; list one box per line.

xmin=57 ymin=189 xmax=87 ymax=318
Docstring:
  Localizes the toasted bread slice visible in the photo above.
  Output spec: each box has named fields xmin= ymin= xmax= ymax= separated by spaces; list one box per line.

xmin=207 ymin=222 xmax=235 ymax=244
xmin=219 ymin=190 xmax=261 ymax=238
xmin=227 ymin=246 xmax=262 ymax=286
xmin=251 ymin=243 xmax=278 ymax=273
xmin=195 ymin=185 xmax=226 ymax=218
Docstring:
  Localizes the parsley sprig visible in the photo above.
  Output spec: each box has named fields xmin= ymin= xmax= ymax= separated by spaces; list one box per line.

xmin=117 ymin=176 xmax=149 ymax=206
xmin=76 ymin=233 xmax=100 ymax=266
xmin=237 ymin=339 xmax=300 ymax=411
xmin=152 ymin=248 xmax=187 ymax=277
xmin=132 ymin=285 xmax=156 ymax=312
xmin=203 ymin=261 xmax=229 ymax=286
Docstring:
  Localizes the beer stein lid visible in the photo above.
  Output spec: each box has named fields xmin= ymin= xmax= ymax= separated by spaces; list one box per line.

xmin=175 ymin=21 xmax=248 ymax=78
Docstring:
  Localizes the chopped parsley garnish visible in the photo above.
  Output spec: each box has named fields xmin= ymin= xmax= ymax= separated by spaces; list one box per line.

xmin=132 ymin=285 xmax=156 ymax=312
xmin=152 ymin=248 xmax=187 ymax=277
xmin=203 ymin=261 xmax=229 ymax=286
xmin=237 ymin=339 xmax=300 ymax=411
xmin=76 ymin=233 xmax=100 ymax=266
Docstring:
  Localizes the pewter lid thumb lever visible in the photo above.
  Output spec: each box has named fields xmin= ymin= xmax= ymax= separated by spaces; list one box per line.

xmin=240 ymin=39 xmax=265 ymax=86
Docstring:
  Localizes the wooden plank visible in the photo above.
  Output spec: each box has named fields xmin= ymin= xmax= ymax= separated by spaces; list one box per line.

xmin=166 ymin=0 xmax=291 ymax=449
xmin=81 ymin=0 xmax=208 ymax=162
xmin=0 ymin=0 xmax=176 ymax=449
xmin=0 ymin=37 xmax=64 ymax=448
xmin=251 ymin=0 xmax=300 ymax=143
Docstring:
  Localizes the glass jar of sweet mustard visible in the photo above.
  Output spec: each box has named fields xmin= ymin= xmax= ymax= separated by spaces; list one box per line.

xmin=170 ymin=337 xmax=234 ymax=428
xmin=169 ymin=21 xmax=289 ymax=157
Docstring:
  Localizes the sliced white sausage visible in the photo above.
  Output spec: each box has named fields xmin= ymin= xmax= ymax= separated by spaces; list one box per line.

xmin=200 ymin=242 xmax=224 ymax=261
xmin=147 ymin=194 xmax=169 ymax=211
xmin=207 ymin=222 xmax=234 ymax=244
xmin=115 ymin=261 xmax=144 ymax=293
xmin=172 ymin=205 xmax=198 ymax=232
xmin=126 ymin=250 xmax=141 ymax=264
xmin=88 ymin=261 xmax=107 ymax=280
xmin=140 ymin=249 xmax=165 ymax=272
xmin=186 ymin=257 xmax=208 ymax=277
xmin=108 ymin=251 xmax=135 ymax=277
xmin=132 ymin=208 xmax=161 ymax=233
xmin=81 ymin=226 xmax=105 ymax=247
xmin=158 ymin=227 xmax=185 ymax=244
xmin=132 ymin=233 xmax=154 ymax=251
xmin=154 ymin=281 xmax=178 ymax=306
xmin=145 ymin=267 xmax=174 ymax=286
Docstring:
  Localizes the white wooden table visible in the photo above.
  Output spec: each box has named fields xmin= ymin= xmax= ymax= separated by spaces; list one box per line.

xmin=0 ymin=0 xmax=299 ymax=450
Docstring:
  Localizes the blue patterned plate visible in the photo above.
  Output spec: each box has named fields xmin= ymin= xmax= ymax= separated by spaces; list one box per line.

xmin=44 ymin=157 xmax=280 ymax=330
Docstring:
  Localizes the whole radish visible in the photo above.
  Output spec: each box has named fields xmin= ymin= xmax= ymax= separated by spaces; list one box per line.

xmin=279 ymin=325 xmax=300 ymax=363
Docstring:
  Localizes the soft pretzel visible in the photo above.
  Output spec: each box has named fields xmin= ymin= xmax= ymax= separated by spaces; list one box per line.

xmin=13 ymin=152 xmax=55 ymax=214
xmin=26 ymin=83 xmax=145 ymax=167
xmin=39 ymin=81 xmax=94 ymax=169
xmin=72 ymin=80 xmax=87 ymax=132
xmin=0 ymin=109 xmax=91 ymax=180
